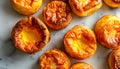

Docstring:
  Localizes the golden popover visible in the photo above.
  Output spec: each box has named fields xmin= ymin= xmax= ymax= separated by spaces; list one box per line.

xmin=43 ymin=1 xmax=72 ymax=30
xmin=103 ymin=0 xmax=120 ymax=8
xmin=69 ymin=0 xmax=102 ymax=16
xmin=10 ymin=0 xmax=42 ymax=15
xmin=108 ymin=48 xmax=120 ymax=69
xmin=11 ymin=16 xmax=50 ymax=53
xmin=64 ymin=25 xmax=97 ymax=60
xmin=94 ymin=15 xmax=120 ymax=49
xmin=39 ymin=49 xmax=70 ymax=69
xmin=71 ymin=62 xmax=93 ymax=69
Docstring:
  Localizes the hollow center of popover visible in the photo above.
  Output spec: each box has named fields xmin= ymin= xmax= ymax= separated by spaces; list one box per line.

xmin=19 ymin=28 xmax=41 ymax=43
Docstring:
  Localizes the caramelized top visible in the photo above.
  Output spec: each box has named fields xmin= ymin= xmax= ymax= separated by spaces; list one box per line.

xmin=44 ymin=1 xmax=71 ymax=25
xmin=70 ymin=0 xmax=101 ymax=11
xmin=39 ymin=49 xmax=70 ymax=69
xmin=113 ymin=0 xmax=120 ymax=3
xmin=71 ymin=62 xmax=93 ymax=69
xmin=12 ymin=0 xmax=39 ymax=7
xmin=11 ymin=16 xmax=49 ymax=53
xmin=94 ymin=15 xmax=120 ymax=49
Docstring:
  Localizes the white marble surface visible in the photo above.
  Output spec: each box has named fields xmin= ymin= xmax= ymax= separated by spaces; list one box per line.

xmin=0 ymin=0 xmax=120 ymax=69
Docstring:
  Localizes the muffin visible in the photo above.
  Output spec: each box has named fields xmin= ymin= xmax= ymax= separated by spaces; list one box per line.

xmin=10 ymin=0 xmax=42 ymax=15
xmin=11 ymin=16 xmax=50 ymax=53
xmin=43 ymin=1 xmax=72 ymax=30
xmin=94 ymin=15 xmax=120 ymax=49
xmin=71 ymin=62 xmax=93 ymax=69
xmin=64 ymin=25 xmax=97 ymax=60
xmin=69 ymin=0 xmax=102 ymax=16
xmin=39 ymin=49 xmax=70 ymax=69
xmin=103 ymin=0 xmax=120 ymax=8
xmin=108 ymin=48 xmax=120 ymax=69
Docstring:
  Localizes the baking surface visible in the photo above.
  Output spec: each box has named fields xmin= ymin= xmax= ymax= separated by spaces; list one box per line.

xmin=0 ymin=0 xmax=120 ymax=69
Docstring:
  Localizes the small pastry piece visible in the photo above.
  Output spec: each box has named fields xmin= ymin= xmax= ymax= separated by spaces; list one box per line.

xmin=39 ymin=49 xmax=70 ymax=69
xmin=69 ymin=0 xmax=102 ymax=16
xmin=43 ymin=1 xmax=72 ymax=30
xmin=71 ymin=62 xmax=93 ymax=69
xmin=64 ymin=25 xmax=97 ymax=60
xmin=11 ymin=16 xmax=50 ymax=53
xmin=108 ymin=48 xmax=120 ymax=69
xmin=94 ymin=15 xmax=120 ymax=49
xmin=52 ymin=0 xmax=67 ymax=2
xmin=103 ymin=0 xmax=120 ymax=8
xmin=10 ymin=0 xmax=42 ymax=15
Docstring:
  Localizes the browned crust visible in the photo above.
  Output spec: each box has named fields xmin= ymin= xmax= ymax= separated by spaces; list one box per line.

xmin=43 ymin=1 xmax=72 ymax=30
xmin=94 ymin=15 xmax=120 ymax=49
xmin=69 ymin=0 xmax=101 ymax=12
xmin=71 ymin=62 xmax=93 ymax=69
xmin=39 ymin=49 xmax=70 ymax=69
xmin=64 ymin=25 xmax=97 ymax=59
xmin=11 ymin=16 xmax=50 ymax=54
xmin=108 ymin=48 xmax=120 ymax=69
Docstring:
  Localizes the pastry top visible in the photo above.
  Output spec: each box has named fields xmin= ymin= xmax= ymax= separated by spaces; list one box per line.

xmin=69 ymin=0 xmax=101 ymax=12
xmin=94 ymin=15 xmax=120 ymax=49
xmin=39 ymin=49 xmax=70 ymax=69
xmin=10 ymin=0 xmax=42 ymax=15
xmin=64 ymin=25 xmax=97 ymax=59
xmin=11 ymin=16 xmax=50 ymax=53
xmin=103 ymin=0 xmax=120 ymax=8
xmin=71 ymin=62 xmax=93 ymax=69
xmin=108 ymin=48 xmax=120 ymax=69
xmin=43 ymin=1 xmax=72 ymax=30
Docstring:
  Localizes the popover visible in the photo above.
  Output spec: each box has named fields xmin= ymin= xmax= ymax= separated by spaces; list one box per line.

xmin=94 ymin=15 xmax=120 ymax=49
xmin=71 ymin=62 xmax=93 ymax=69
xmin=10 ymin=0 xmax=42 ymax=15
xmin=39 ymin=49 xmax=70 ymax=69
xmin=11 ymin=16 xmax=50 ymax=53
xmin=108 ymin=48 xmax=120 ymax=69
xmin=103 ymin=0 xmax=120 ymax=8
xmin=64 ymin=25 xmax=97 ymax=60
xmin=43 ymin=1 xmax=72 ymax=30
xmin=69 ymin=0 xmax=102 ymax=16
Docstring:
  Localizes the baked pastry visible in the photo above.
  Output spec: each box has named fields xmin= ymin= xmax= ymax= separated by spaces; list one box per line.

xmin=10 ymin=0 xmax=42 ymax=15
xmin=11 ymin=16 xmax=50 ymax=53
xmin=108 ymin=48 xmax=120 ymax=69
xmin=64 ymin=25 xmax=97 ymax=60
xmin=69 ymin=0 xmax=102 ymax=16
xmin=39 ymin=49 xmax=70 ymax=69
xmin=53 ymin=0 xmax=67 ymax=2
xmin=43 ymin=1 xmax=72 ymax=30
xmin=71 ymin=62 xmax=93 ymax=69
xmin=94 ymin=15 xmax=120 ymax=49
xmin=103 ymin=0 xmax=120 ymax=8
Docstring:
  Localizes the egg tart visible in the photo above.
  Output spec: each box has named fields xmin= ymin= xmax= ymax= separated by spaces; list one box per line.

xmin=103 ymin=0 xmax=120 ymax=8
xmin=11 ymin=16 xmax=50 ymax=53
xmin=69 ymin=0 xmax=102 ymax=16
xmin=108 ymin=48 xmax=120 ymax=69
xmin=94 ymin=15 xmax=120 ymax=49
xmin=10 ymin=0 xmax=42 ymax=15
xmin=43 ymin=1 xmax=72 ymax=30
xmin=39 ymin=49 xmax=70 ymax=69
xmin=64 ymin=25 xmax=97 ymax=60
xmin=71 ymin=62 xmax=93 ymax=69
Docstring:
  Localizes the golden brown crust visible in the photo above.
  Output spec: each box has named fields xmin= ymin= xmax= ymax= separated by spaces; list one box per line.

xmin=39 ymin=49 xmax=70 ymax=69
xmin=64 ymin=25 xmax=97 ymax=60
xmin=103 ymin=0 xmax=120 ymax=8
xmin=108 ymin=48 xmax=120 ymax=69
xmin=69 ymin=0 xmax=102 ymax=16
xmin=71 ymin=62 xmax=93 ymax=69
xmin=43 ymin=1 xmax=72 ymax=30
xmin=10 ymin=0 xmax=42 ymax=15
xmin=11 ymin=16 xmax=50 ymax=53
xmin=94 ymin=15 xmax=120 ymax=49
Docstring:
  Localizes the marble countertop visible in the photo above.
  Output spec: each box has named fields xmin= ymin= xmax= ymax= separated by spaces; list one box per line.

xmin=0 ymin=0 xmax=120 ymax=69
